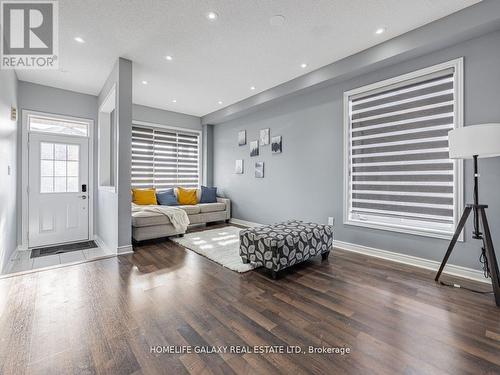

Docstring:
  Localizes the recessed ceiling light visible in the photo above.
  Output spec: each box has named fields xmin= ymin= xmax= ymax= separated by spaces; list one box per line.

xmin=74 ymin=37 xmax=85 ymax=43
xmin=218 ymin=101 xmax=223 ymax=105
xmin=375 ymin=27 xmax=386 ymax=35
xmin=172 ymin=99 xmax=177 ymax=103
xmin=270 ymin=15 xmax=285 ymax=27
xmin=206 ymin=11 xmax=218 ymax=21
xmin=250 ymin=86 xmax=256 ymax=90
xmin=300 ymin=63 xmax=308 ymax=68
xmin=141 ymin=80 xmax=148 ymax=85
xmin=165 ymin=55 xmax=173 ymax=61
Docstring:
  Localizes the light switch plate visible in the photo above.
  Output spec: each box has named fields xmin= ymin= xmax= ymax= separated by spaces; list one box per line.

xmin=328 ymin=217 xmax=334 ymax=225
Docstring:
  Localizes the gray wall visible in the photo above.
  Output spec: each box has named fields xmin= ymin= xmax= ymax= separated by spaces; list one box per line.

xmin=0 ymin=70 xmax=18 ymax=272
xmin=203 ymin=124 xmax=214 ymax=186
xmin=96 ymin=58 xmax=133 ymax=251
xmin=212 ymin=30 xmax=500 ymax=271
xmin=133 ymin=104 xmax=201 ymax=130
xmin=18 ymin=81 xmax=99 ymax=246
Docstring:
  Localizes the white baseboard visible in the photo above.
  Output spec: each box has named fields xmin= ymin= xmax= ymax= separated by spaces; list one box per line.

xmin=334 ymin=240 xmax=488 ymax=284
xmin=117 ymin=244 xmax=133 ymax=255
xmin=94 ymin=235 xmax=132 ymax=255
xmin=93 ymin=234 xmax=114 ymax=253
xmin=229 ymin=218 xmax=262 ymax=227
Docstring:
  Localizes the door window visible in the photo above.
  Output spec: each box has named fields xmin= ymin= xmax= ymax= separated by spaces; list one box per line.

xmin=40 ymin=142 xmax=80 ymax=193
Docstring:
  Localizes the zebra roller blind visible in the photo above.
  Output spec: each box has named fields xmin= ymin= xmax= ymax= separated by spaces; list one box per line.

xmin=131 ymin=126 xmax=200 ymax=189
xmin=346 ymin=62 xmax=461 ymax=236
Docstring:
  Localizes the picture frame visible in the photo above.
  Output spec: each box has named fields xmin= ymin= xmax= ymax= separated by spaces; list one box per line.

xmin=260 ymin=128 xmax=270 ymax=145
xmin=250 ymin=140 xmax=259 ymax=156
xmin=235 ymin=159 xmax=244 ymax=174
xmin=255 ymin=162 xmax=264 ymax=178
xmin=271 ymin=135 xmax=282 ymax=153
xmin=238 ymin=130 xmax=246 ymax=146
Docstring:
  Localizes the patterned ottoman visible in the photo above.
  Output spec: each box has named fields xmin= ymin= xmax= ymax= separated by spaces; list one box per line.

xmin=239 ymin=220 xmax=334 ymax=278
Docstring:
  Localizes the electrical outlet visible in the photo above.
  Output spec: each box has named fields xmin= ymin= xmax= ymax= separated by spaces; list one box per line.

xmin=328 ymin=217 xmax=334 ymax=225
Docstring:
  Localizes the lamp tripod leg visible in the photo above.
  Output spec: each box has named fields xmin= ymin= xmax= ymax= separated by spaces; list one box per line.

xmin=435 ymin=206 xmax=472 ymax=282
xmin=478 ymin=208 xmax=500 ymax=307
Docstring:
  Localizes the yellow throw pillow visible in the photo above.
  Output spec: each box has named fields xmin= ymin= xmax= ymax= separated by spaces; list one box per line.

xmin=177 ymin=187 xmax=198 ymax=205
xmin=132 ymin=188 xmax=157 ymax=205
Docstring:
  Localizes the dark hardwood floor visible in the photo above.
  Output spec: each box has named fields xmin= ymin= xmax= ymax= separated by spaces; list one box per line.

xmin=1 ymin=224 xmax=500 ymax=374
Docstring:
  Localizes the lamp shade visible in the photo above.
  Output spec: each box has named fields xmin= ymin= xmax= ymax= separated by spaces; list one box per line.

xmin=448 ymin=123 xmax=500 ymax=159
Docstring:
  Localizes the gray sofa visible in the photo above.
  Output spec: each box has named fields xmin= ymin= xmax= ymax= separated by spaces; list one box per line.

xmin=132 ymin=197 xmax=231 ymax=241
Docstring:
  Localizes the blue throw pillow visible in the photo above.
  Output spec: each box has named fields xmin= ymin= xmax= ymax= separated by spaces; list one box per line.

xmin=200 ymin=186 xmax=217 ymax=203
xmin=156 ymin=189 xmax=178 ymax=206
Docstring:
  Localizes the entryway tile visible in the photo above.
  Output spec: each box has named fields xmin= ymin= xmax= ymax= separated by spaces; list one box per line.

xmin=59 ymin=250 xmax=85 ymax=263
xmin=83 ymin=248 xmax=109 ymax=260
xmin=9 ymin=258 xmax=34 ymax=273
xmin=33 ymin=254 xmax=61 ymax=269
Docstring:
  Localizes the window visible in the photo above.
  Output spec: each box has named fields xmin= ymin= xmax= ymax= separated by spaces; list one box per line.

xmin=344 ymin=59 xmax=463 ymax=239
xmin=131 ymin=125 xmax=200 ymax=190
xmin=29 ymin=116 xmax=89 ymax=137
xmin=40 ymin=142 xmax=80 ymax=193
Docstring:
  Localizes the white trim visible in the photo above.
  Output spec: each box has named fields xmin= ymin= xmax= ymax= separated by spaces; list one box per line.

xmin=346 ymin=217 xmax=453 ymax=239
xmin=93 ymin=234 xmax=109 ymax=252
xmin=117 ymin=245 xmax=134 ymax=255
xmin=21 ymin=110 xmax=95 ymax=250
xmin=98 ymin=85 xmax=118 ymax=192
xmin=93 ymin=234 xmax=133 ymax=255
xmin=132 ymin=119 xmax=203 ymax=188
xmin=343 ymin=58 xmax=464 ymax=241
xmin=334 ymin=240 xmax=488 ymax=284
xmin=229 ymin=218 xmax=262 ymax=227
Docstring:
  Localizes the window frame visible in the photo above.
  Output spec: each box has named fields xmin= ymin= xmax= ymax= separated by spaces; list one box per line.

xmin=131 ymin=120 xmax=203 ymax=190
xmin=343 ymin=58 xmax=464 ymax=240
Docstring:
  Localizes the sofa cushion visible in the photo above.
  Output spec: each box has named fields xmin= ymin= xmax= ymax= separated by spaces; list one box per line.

xmin=177 ymin=187 xmax=199 ymax=205
xmin=132 ymin=211 xmax=170 ymax=227
xmin=178 ymin=205 xmax=201 ymax=215
xmin=132 ymin=188 xmax=157 ymax=205
xmin=198 ymin=202 xmax=226 ymax=213
xmin=156 ymin=189 xmax=178 ymax=206
xmin=199 ymin=186 xmax=217 ymax=203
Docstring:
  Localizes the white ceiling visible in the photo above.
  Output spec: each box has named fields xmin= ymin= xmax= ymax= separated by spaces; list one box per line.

xmin=17 ymin=0 xmax=481 ymax=117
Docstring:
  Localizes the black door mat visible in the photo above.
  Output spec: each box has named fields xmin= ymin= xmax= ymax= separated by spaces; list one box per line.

xmin=31 ymin=241 xmax=98 ymax=258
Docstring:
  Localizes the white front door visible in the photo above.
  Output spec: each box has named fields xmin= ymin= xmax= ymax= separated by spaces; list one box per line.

xmin=28 ymin=133 xmax=90 ymax=248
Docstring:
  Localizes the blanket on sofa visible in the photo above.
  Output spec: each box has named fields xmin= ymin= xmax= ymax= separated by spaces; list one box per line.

xmin=131 ymin=203 xmax=190 ymax=231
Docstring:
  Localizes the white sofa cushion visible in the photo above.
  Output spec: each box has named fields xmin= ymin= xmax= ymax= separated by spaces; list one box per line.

xmin=198 ymin=202 xmax=226 ymax=213
xmin=178 ymin=205 xmax=201 ymax=215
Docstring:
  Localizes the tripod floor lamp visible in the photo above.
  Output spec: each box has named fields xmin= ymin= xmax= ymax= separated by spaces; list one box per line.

xmin=435 ymin=123 xmax=500 ymax=307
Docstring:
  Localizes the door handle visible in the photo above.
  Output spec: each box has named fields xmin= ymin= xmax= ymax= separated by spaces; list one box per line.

xmin=80 ymin=195 xmax=87 ymax=200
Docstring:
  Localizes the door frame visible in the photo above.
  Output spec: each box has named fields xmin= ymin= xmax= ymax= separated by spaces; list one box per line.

xmin=21 ymin=110 xmax=95 ymax=250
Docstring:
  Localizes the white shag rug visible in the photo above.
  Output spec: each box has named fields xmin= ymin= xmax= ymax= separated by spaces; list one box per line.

xmin=171 ymin=226 xmax=258 ymax=273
